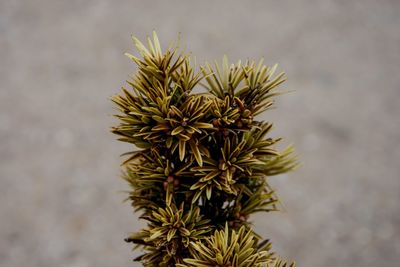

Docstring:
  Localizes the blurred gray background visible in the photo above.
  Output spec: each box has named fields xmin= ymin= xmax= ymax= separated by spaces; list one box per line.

xmin=1 ymin=0 xmax=399 ymax=266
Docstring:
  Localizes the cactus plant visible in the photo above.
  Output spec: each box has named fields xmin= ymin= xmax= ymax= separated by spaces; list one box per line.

xmin=112 ymin=32 xmax=297 ymax=267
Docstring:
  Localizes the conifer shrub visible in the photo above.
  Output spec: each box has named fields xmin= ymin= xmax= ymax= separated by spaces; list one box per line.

xmin=112 ymin=32 xmax=297 ymax=267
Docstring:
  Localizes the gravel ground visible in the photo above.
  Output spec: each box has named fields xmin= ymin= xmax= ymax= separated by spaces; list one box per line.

xmin=1 ymin=1 xmax=399 ymax=266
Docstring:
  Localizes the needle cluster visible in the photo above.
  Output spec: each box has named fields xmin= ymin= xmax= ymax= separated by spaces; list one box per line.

xmin=112 ymin=32 xmax=297 ymax=267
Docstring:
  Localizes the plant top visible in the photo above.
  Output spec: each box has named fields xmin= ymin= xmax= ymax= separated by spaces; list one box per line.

xmin=112 ymin=32 xmax=297 ymax=267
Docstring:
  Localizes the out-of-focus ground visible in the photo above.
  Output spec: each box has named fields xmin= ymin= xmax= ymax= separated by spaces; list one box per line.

xmin=1 ymin=0 xmax=399 ymax=266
